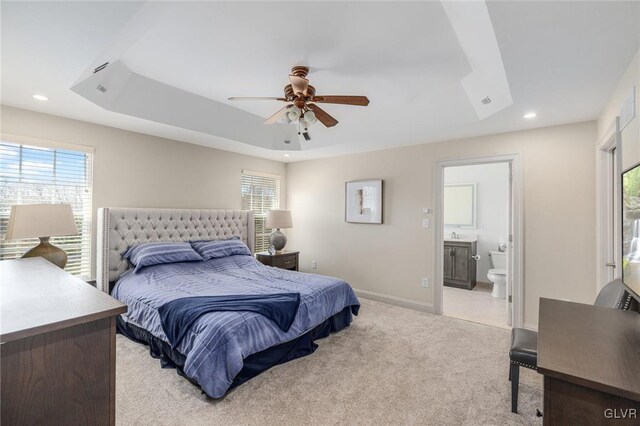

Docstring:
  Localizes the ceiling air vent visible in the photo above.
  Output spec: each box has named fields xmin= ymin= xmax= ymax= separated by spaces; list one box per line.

xmin=481 ymin=96 xmax=492 ymax=105
xmin=96 ymin=85 xmax=108 ymax=93
xmin=93 ymin=62 xmax=109 ymax=74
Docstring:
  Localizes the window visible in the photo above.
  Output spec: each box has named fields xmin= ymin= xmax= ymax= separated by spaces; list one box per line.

xmin=0 ymin=141 xmax=93 ymax=278
xmin=241 ymin=171 xmax=280 ymax=252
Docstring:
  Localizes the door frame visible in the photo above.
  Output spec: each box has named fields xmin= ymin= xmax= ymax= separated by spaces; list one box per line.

xmin=595 ymin=117 xmax=622 ymax=290
xmin=433 ymin=154 xmax=524 ymax=328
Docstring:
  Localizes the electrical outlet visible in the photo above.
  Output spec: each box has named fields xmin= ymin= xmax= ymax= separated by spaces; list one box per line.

xmin=421 ymin=277 xmax=429 ymax=288
xmin=312 ymin=260 xmax=317 ymax=269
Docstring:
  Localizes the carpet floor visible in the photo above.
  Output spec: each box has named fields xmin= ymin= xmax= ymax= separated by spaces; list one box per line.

xmin=116 ymin=298 xmax=543 ymax=425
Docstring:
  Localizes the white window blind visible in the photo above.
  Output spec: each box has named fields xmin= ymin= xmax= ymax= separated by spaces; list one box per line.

xmin=241 ymin=171 xmax=280 ymax=252
xmin=0 ymin=142 xmax=93 ymax=278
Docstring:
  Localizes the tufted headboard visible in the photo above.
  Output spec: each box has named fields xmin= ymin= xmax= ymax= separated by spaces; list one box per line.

xmin=96 ymin=208 xmax=255 ymax=293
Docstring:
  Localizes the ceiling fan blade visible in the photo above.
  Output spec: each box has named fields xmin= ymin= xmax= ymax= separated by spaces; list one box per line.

xmin=307 ymin=104 xmax=338 ymax=128
xmin=289 ymin=75 xmax=309 ymax=96
xmin=263 ymin=105 xmax=291 ymax=125
xmin=310 ymin=95 xmax=370 ymax=106
xmin=228 ymin=97 xmax=287 ymax=101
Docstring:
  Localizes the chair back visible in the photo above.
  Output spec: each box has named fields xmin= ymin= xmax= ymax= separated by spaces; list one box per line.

xmin=594 ymin=278 xmax=636 ymax=310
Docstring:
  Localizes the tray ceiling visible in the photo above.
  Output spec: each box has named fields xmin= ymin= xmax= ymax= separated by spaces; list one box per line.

xmin=2 ymin=1 xmax=639 ymax=161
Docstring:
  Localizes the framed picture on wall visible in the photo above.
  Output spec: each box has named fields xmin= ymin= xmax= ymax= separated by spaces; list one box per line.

xmin=345 ymin=179 xmax=383 ymax=224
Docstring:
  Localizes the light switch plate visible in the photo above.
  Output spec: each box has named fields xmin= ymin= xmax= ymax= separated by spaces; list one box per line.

xmin=422 ymin=218 xmax=430 ymax=229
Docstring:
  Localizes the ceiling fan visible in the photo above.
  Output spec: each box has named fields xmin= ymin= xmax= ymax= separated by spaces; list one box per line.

xmin=229 ymin=66 xmax=369 ymax=140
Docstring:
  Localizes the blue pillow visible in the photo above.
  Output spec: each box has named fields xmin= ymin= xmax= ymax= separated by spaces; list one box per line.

xmin=191 ymin=239 xmax=251 ymax=260
xmin=122 ymin=242 xmax=204 ymax=273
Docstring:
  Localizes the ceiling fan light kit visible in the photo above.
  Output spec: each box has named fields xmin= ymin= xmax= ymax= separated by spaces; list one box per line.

xmin=305 ymin=110 xmax=317 ymax=126
xmin=229 ymin=66 xmax=370 ymax=141
xmin=287 ymin=105 xmax=301 ymax=122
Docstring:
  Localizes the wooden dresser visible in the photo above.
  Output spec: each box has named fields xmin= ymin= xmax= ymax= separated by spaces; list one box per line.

xmin=1 ymin=258 xmax=127 ymax=425
xmin=538 ymin=298 xmax=640 ymax=425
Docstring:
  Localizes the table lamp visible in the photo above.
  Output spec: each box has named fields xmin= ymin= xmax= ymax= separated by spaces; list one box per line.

xmin=5 ymin=204 xmax=78 ymax=269
xmin=266 ymin=210 xmax=292 ymax=252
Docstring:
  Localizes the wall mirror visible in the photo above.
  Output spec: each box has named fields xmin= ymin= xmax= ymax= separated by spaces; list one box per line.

xmin=444 ymin=183 xmax=476 ymax=228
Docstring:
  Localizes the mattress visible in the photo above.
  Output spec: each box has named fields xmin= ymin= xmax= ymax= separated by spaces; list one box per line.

xmin=112 ymin=254 xmax=360 ymax=398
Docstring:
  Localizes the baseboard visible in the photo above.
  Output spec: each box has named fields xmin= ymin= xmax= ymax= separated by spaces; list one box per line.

xmin=522 ymin=322 xmax=538 ymax=332
xmin=354 ymin=288 xmax=435 ymax=314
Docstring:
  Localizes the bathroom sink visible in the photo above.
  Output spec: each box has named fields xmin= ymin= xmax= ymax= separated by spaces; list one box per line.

xmin=444 ymin=237 xmax=477 ymax=243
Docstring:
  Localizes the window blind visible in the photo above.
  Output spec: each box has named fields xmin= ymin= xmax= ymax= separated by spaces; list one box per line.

xmin=0 ymin=142 xmax=93 ymax=278
xmin=241 ymin=171 xmax=280 ymax=252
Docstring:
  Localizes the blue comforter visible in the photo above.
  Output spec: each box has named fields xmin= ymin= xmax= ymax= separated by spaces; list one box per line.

xmin=112 ymin=254 xmax=360 ymax=398
xmin=158 ymin=293 xmax=301 ymax=347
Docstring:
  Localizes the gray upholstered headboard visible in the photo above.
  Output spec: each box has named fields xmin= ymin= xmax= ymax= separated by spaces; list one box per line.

xmin=96 ymin=208 xmax=255 ymax=293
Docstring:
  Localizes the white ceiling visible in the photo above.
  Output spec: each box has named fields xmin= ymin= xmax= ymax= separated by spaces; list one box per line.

xmin=2 ymin=1 xmax=639 ymax=162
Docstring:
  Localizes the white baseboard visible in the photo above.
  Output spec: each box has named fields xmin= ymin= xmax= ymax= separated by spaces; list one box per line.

xmin=522 ymin=322 xmax=538 ymax=332
xmin=354 ymin=288 xmax=435 ymax=314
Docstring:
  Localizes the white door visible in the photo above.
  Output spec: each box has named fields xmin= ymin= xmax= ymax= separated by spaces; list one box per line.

xmin=506 ymin=162 xmax=513 ymax=326
xmin=608 ymin=147 xmax=621 ymax=281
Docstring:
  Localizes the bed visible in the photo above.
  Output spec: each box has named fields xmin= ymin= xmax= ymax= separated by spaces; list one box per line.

xmin=96 ymin=208 xmax=360 ymax=398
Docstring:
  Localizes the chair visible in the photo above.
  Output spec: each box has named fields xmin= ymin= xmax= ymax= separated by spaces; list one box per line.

xmin=508 ymin=279 xmax=637 ymax=414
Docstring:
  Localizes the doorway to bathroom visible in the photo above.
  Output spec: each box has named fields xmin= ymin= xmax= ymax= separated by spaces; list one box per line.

xmin=433 ymin=154 xmax=523 ymax=329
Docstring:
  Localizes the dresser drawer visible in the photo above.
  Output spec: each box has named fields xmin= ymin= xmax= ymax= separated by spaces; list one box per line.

xmin=273 ymin=253 xmax=298 ymax=270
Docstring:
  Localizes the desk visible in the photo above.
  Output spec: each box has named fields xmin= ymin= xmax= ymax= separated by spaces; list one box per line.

xmin=538 ymin=298 xmax=640 ymax=425
xmin=1 ymin=258 xmax=127 ymax=425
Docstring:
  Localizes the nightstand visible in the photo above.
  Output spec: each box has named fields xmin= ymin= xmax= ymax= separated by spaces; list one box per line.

xmin=256 ymin=251 xmax=299 ymax=271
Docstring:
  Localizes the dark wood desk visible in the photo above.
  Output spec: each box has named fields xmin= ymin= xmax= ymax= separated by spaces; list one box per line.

xmin=1 ymin=258 xmax=127 ymax=425
xmin=538 ymin=298 xmax=640 ymax=425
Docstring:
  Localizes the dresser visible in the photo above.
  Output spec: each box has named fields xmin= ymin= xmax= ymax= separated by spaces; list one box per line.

xmin=538 ymin=298 xmax=640 ymax=425
xmin=1 ymin=258 xmax=127 ymax=426
xmin=256 ymin=251 xmax=299 ymax=271
xmin=443 ymin=240 xmax=477 ymax=290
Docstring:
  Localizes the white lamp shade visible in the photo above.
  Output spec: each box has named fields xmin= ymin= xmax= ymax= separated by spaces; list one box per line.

xmin=6 ymin=204 xmax=78 ymax=240
xmin=266 ymin=210 xmax=292 ymax=229
xmin=287 ymin=106 xmax=301 ymax=122
xmin=305 ymin=110 xmax=317 ymax=125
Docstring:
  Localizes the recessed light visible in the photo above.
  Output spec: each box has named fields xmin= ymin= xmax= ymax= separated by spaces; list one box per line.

xmin=32 ymin=94 xmax=48 ymax=101
xmin=524 ymin=112 xmax=537 ymax=119
xmin=283 ymin=153 xmax=291 ymax=157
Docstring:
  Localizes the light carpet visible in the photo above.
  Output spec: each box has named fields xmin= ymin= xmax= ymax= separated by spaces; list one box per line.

xmin=116 ymin=298 xmax=542 ymax=425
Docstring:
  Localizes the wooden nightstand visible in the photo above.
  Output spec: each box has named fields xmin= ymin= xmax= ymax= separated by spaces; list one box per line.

xmin=256 ymin=251 xmax=299 ymax=271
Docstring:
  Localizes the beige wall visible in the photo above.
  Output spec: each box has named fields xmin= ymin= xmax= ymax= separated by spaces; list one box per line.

xmin=1 ymin=106 xmax=286 ymax=278
xmin=287 ymin=121 xmax=597 ymax=327
xmin=1 ymin=106 xmax=599 ymax=326
xmin=598 ymin=50 xmax=640 ymax=169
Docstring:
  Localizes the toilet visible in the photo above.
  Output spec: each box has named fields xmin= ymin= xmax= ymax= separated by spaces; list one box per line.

xmin=487 ymin=250 xmax=507 ymax=299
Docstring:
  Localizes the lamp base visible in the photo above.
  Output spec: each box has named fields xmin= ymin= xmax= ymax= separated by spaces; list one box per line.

xmin=269 ymin=229 xmax=287 ymax=252
xmin=22 ymin=237 xmax=67 ymax=269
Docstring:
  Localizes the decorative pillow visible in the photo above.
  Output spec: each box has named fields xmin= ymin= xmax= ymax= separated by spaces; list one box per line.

xmin=191 ymin=238 xmax=251 ymax=260
xmin=122 ymin=242 xmax=204 ymax=273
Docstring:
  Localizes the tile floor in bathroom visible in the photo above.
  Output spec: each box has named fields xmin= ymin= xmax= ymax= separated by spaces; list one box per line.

xmin=443 ymin=282 xmax=510 ymax=329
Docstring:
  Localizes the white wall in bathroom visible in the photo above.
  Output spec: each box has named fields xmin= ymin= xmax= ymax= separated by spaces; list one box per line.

xmin=444 ymin=162 xmax=510 ymax=281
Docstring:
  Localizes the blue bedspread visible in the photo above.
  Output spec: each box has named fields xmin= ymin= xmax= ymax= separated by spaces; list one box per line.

xmin=158 ymin=293 xmax=301 ymax=347
xmin=112 ymin=254 xmax=360 ymax=398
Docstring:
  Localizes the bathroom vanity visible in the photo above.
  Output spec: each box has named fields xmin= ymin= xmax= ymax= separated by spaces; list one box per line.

xmin=443 ymin=239 xmax=478 ymax=290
